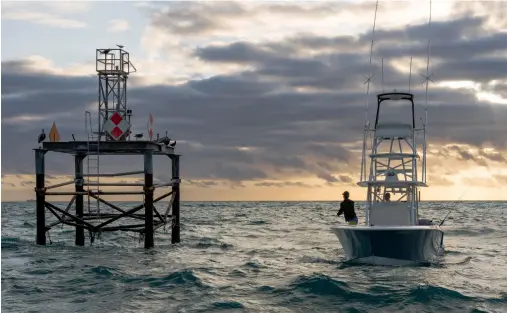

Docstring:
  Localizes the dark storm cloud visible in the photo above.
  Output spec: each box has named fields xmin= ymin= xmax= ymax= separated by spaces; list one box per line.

xmin=316 ymin=173 xmax=355 ymax=186
xmin=194 ymin=42 xmax=274 ymax=64
xmin=376 ymin=32 xmax=507 ymax=61
xmin=149 ymin=1 xmax=395 ymax=36
xmin=150 ymin=1 xmax=246 ymax=35
xmin=432 ymin=145 xmax=507 ymax=168
xmin=374 ymin=17 xmax=484 ymax=43
xmin=187 ymin=73 xmax=277 ymax=96
xmin=254 ymin=181 xmax=316 ymax=188
xmin=434 ymin=57 xmax=507 ymax=83
xmin=195 ymin=14 xmax=507 ymax=86
xmin=317 ymin=173 xmax=339 ymax=184
xmin=492 ymin=83 xmax=507 ymax=98
xmin=3 ymin=4 xmax=507 ymax=188
xmin=186 ymin=180 xmax=220 ymax=188
xmin=3 ymin=65 xmax=507 ymax=185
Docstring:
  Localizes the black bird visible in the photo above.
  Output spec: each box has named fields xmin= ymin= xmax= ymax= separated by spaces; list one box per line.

xmin=169 ymin=140 xmax=176 ymax=148
xmin=38 ymin=129 xmax=46 ymax=146
xmin=134 ymin=133 xmax=143 ymax=140
xmin=156 ymin=133 xmax=159 ymax=141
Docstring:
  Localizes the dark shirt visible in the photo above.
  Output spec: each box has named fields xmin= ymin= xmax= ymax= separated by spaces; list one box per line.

xmin=337 ymin=199 xmax=356 ymax=221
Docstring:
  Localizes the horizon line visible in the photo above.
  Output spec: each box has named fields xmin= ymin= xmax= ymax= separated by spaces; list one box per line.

xmin=6 ymin=199 xmax=507 ymax=203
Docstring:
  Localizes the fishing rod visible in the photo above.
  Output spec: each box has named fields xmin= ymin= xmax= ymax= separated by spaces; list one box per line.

xmin=438 ymin=188 xmax=469 ymax=226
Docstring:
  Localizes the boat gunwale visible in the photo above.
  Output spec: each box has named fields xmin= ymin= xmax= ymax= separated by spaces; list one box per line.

xmin=331 ymin=225 xmax=443 ymax=231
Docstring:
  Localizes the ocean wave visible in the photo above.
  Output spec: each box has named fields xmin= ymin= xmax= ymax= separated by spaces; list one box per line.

xmin=1 ymin=236 xmax=21 ymax=250
xmin=193 ymin=237 xmax=234 ymax=250
xmin=248 ymin=220 xmax=268 ymax=225
xmin=261 ymin=273 xmax=491 ymax=306
xmin=299 ymin=255 xmax=342 ymax=265
xmin=2 ymin=201 xmax=506 ymax=313
xmin=211 ymin=300 xmax=245 ymax=309
xmin=120 ymin=268 xmax=209 ymax=289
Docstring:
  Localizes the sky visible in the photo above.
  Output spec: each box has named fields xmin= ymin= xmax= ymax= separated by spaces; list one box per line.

xmin=1 ymin=0 xmax=507 ymax=202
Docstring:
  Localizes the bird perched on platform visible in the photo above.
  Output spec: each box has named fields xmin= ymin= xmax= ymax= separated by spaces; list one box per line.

xmin=37 ymin=129 xmax=46 ymax=147
xmin=134 ymin=133 xmax=143 ymax=140
xmin=169 ymin=140 xmax=176 ymax=148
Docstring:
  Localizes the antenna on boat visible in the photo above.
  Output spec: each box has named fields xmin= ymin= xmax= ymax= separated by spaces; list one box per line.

xmin=421 ymin=0 xmax=433 ymax=113
xmin=360 ymin=0 xmax=379 ymax=183
xmin=363 ymin=0 xmax=379 ymax=126
xmin=408 ymin=57 xmax=413 ymax=92
xmin=420 ymin=0 xmax=433 ymax=184
xmin=381 ymin=58 xmax=385 ymax=93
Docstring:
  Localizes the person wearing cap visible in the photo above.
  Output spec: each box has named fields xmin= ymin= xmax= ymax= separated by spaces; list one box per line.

xmin=337 ymin=191 xmax=358 ymax=225
xmin=384 ymin=192 xmax=391 ymax=202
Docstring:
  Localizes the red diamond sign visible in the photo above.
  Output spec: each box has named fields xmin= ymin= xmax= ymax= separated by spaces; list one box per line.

xmin=103 ymin=112 xmax=131 ymax=140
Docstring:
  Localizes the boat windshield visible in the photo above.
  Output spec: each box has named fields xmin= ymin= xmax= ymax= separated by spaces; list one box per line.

xmin=376 ymin=98 xmax=414 ymax=127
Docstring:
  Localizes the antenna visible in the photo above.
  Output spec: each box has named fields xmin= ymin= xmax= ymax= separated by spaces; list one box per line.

xmin=363 ymin=0 xmax=379 ymax=126
xmin=408 ymin=57 xmax=413 ymax=92
xmin=421 ymin=0 xmax=433 ymax=113
xmin=359 ymin=0 xmax=379 ymax=183
xmin=381 ymin=58 xmax=385 ymax=92
xmin=420 ymin=0 xmax=433 ymax=183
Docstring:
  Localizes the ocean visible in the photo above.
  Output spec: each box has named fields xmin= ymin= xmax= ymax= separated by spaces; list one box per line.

xmin=1 ymin=201 xmax=506 ymax=313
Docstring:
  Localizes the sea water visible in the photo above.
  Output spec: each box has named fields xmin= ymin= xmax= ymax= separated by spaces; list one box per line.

xmin=2 ymin=201 xmax=506 ymax=313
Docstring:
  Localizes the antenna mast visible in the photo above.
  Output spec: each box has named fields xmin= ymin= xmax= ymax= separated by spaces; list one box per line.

xmin=363 ymin=0 xmax=379 ymax=125
xmin=408 ymin=57 xmax=413 ymax=92
xmin=421 ymin=0 xmax=433 ymax=111
xmin=359 ymin=0 xmax=379 ymax=183
xmin=420 ymin=0 xmax=433 ymax=183
xmin=381 ymin=58 xmax=385 ymax=92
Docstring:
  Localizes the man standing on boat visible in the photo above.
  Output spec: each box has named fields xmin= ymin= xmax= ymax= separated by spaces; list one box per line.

xmin=384 ymin=192 xmax=391 ymax=202
xmin=337 ymin=191 xmax=358 ymax=225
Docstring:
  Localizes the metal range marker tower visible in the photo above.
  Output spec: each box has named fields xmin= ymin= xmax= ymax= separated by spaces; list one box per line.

xmin=33 ymin=46 xmax=181 ymax=249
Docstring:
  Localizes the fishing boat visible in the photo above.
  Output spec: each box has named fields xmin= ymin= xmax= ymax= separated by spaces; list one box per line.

xmin=331 ymin=92 xmax=444 ymax=266
xmin=330 ymin=1 xmax=444 ymax=266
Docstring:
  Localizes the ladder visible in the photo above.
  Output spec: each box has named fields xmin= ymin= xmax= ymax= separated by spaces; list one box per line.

xmin=85 ymin=111 xmax=100 ymax=215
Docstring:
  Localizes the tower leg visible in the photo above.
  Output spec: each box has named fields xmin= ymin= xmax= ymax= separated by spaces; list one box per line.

xmin=75 ymin=154 xmax=85 ymax=246
xmin=171 ymin=155 xmax=180 ymax=244
xmin=35 ymin=149 xmax=47 ymax=245
xmin=144 ymin=151 xmax=154 ymax=248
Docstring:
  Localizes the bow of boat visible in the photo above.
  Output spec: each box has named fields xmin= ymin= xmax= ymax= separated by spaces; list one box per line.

xmin=331 ymin=225 xmax=445 ymax=266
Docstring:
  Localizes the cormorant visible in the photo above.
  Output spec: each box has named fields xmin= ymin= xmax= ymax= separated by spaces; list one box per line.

xmin=38 ymin=129 xmax=46 ymax=147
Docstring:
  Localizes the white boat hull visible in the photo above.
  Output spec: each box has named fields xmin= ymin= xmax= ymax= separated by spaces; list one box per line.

xmin=330 ymin=226 xmax=444 ymax=266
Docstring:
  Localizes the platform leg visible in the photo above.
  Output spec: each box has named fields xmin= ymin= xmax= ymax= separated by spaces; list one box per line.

xmin=75 ymin=154 xmax=85 ymax=246
xmin=171 ymin=155 xmax=180 ymax=244
xmin=35 ymin=149 xmax=47 ymax=245
xmin=144 ymin=151 xmax=154 ymax=248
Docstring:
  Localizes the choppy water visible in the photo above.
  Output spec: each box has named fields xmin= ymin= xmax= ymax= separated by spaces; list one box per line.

xmin=2 ymin=201 xmax=507 ymax=313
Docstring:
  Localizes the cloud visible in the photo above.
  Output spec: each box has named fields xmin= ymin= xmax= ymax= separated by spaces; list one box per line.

xmin=2 ymin=10 xmax=86 ymax=28
xmin=254 ymin=181 xmax=316 ymax=189
xmin=108 ymin=19 xmax=129 ymax=32
xmin=41 ymin=2 xmax=90 ymax=14
xmin=3 ymin=1 xmax=507 ymax=200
